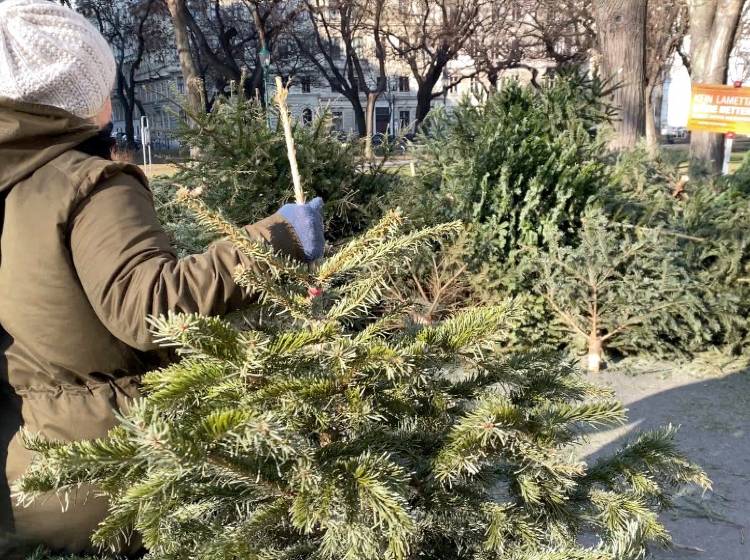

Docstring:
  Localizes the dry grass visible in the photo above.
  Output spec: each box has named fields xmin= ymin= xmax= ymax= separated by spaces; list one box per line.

xmin=139 ymin=163 xmax=180 ymax=178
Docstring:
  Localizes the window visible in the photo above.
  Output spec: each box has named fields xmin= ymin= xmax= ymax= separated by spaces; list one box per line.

xmin=352 ymin=36 xmax=363 ymax=56
xmin=278 ymin=40 xmax=291 ymax=57
xmin=375 ymin=107 xmax=390 ymax=134
xmin=329 ymin=39 xmax=342 ymax=59
xmin=112 ymin=101 xmax=124 ymax=123
xmin=301 ymin=77 xmax=312 ymax=93
xmin=399 ymin=110 xmax=410 ymax=130
xmin=398 ymin=76 xmax=410 ymax=92
xmin=154 ymin=80 xmax=166 ymax=100
xmin=331 ymin=111 xmax=344 ymax=131
xmin=302 ymin=108 xmax=313 ymax=126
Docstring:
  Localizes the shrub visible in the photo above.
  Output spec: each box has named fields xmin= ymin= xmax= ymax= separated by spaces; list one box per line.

xmin=393 ymin=73 xmax=618 ymax=354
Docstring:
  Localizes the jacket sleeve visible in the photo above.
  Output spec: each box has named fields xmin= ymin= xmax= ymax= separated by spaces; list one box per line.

xmin=69 ymin=172 xmax=303 ymax=351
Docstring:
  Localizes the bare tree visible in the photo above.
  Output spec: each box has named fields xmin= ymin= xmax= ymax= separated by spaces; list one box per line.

xmin=687 ymin=0 xmax=746 ymax=173
xmin=295 ymin=0 xmax=388 ymax=155
xmin=592 ymin=0 xmax=647 ymax=149
xmin=644 ymin=0 xmax=688 ymax=155
xmin=467 ymin=2 xmax=526 ymax=89
xmin=470 ymin=0 xmax=594 ymax=90
xmin=383 ymin=0 xmax=489 ymax=127
xmin=528 ymin=0 xmax=595 ymax=66
xmin=166 ymin=0 xmax=205 ymax=118
xmin=728 ymin=4 xmax=750 ymax=83
xmin=169 ymin=1 xmax=305 ymax=103
xmin=77 ymin=0 xmax=169 ymax=148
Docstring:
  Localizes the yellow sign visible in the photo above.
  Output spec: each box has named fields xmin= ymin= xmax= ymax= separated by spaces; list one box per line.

xmin=687 ymin=83 xmax=750 ymax=135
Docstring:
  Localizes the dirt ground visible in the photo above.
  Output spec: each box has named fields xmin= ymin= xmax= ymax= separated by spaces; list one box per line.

xmin=583 ymin=359 xmax=749 ymax=559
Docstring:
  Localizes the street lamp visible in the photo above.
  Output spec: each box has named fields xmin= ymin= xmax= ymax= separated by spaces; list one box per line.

xmin=259 ymin=46 xmax=272 ymax=128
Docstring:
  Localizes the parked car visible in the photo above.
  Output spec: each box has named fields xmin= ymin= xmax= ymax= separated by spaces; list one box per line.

xmin=661 ymin=126 xmax=689 ymax=144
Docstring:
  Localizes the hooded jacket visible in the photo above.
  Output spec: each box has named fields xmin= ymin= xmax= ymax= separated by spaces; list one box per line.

xmin=0 ymin=98 xmax=303 ymax=554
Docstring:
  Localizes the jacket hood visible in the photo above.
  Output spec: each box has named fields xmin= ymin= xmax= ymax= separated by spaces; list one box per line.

xmin=0 ymin=97 xmax=100 ymax=193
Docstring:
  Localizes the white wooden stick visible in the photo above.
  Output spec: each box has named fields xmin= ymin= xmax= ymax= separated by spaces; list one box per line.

xmin=273 ymin=76 xmax=306 ymax=205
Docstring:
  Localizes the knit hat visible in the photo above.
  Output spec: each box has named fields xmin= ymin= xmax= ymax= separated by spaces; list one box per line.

xmin=0 ymin=0 xmax=116 ymax=119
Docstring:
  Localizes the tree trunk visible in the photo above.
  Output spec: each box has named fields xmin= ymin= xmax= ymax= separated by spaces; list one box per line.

xmin=593 ymin=0 xmax=647 ymax=149
xmin=249 ymin=3 xmax=269 ymax=107
xmin=688 ymin=0 xmax=745 ymax=174
xmin=364 ymin=92 xmax=378 ymax=160
xmin=115 ymin=66 xmax=138 ymax=152
xmin=587 ymin=331 xmax=603 ymax=373
xmin=487 ymin=71 xmax=499 ymax=92
xmin=645 ymin=84 xmax=659 ymax=156
xmin=352 ymin=102 xmax=367 ymax=138
xmin=652 ymin=80 xmax=665 ymax=134
xmin=166 ymin=0 xmax=204 ymax=119
xmin=123 ymin=102 xmax=137 ymax=153
xmin=415 ymin=86 xmax=434 ymax=130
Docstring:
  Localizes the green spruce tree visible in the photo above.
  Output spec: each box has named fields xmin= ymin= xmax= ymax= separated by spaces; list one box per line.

xmin=16 ymin=83 xmax=709 ymax=559
xmin=152 ymin=82 xmax=387 ymax=256
xmin=534 ymin=208 xmax=704 ymax=372
xmin=15 ymin=199 xmax=709 ymax=560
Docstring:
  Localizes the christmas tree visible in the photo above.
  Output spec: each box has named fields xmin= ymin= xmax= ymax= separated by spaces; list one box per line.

xmin=15 ymin=200 xmax=708 ymax=559
xmin=534 ymin=209 xmax=703 ymax=372
xmin=16 ymin=83 xmax=708 ymax=560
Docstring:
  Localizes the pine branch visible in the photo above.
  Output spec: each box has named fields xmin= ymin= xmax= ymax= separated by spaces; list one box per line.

xmin=584 ymin=425 xmax=711 ymax=494
xmin=176 ymin=189 xmax=309 ymax=284
xmin=147 ymin=312 xmax=245 ymax=362
xmin=318 ymin=219 xmax=462 ymax=283
xmin=416 ymin=302 xmax=518 ymax=355
xmin=325 ymin=276 xmax=385 ymax=322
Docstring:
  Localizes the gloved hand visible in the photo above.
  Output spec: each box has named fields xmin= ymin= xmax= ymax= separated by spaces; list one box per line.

xmin=278 ymin=197 xmax=325 ymax=262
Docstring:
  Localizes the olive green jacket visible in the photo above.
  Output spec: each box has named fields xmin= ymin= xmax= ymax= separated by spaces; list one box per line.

xmin=0 ymin=99 xmax=302 ymax=555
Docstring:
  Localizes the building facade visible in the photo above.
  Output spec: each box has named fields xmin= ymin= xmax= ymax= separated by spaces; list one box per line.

xmin=110 ymin=1 xmax=546 ymax=148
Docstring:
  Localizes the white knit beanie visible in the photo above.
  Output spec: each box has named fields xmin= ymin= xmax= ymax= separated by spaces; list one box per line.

xmin=0 ymin=0 xmax=116 ymax=119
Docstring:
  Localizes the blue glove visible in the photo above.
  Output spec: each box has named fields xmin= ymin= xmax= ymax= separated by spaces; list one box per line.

xmin=279 ymin=197 xmax=325 ymax=262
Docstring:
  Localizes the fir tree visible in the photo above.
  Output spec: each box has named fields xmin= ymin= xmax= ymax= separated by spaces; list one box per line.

xmin=534 ymin=209 xmax=704 ymax=372
xmin=152 ymin=80 xmax=389 ymax=256
xmin=15 ymin=201 xmax=709 ymax=560
xmin=400 ymin=72 xmax=616 ymax=293
xmin=16 ymin=82 xmax=708 ymax=560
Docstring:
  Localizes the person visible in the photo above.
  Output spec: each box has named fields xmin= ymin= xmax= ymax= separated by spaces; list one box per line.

xmin=0 ymin=0 xmax=325 ymax=554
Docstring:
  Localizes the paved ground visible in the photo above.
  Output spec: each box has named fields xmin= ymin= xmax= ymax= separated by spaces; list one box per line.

xmin=583 ymin=359 xmax=749 ymax=559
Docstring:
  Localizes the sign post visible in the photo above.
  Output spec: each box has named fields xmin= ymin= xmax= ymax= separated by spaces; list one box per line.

xmin=140 ymin=116 xmax=152 ymax=175
xmin=723 ymin=132 xmax=735 ymax=175
xmin=687 ymin=81 xmax=749 ymax=175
